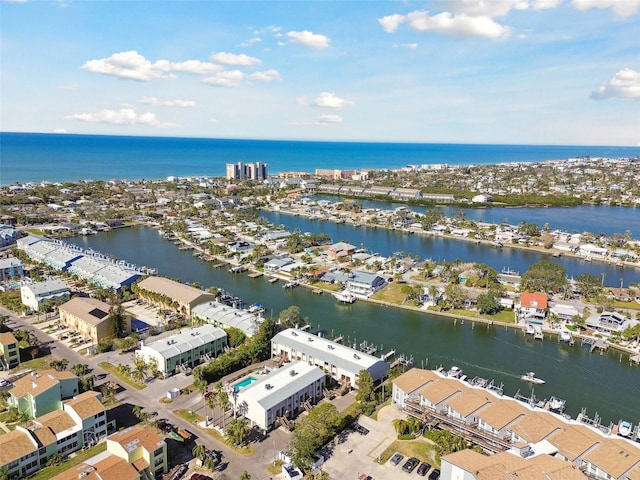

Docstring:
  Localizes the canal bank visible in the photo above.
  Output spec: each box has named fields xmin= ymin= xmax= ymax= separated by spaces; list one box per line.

xmin=65 ymin=226 xmax=640 ymax=426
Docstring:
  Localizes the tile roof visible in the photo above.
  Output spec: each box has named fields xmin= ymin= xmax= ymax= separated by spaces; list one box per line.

xmin=108 ymin=426 xmax=164 ymax=455
xmin=392 ymin=368 xmax=438 ymax=394
xmin=59 ymin=296 xmax=111 ymax=326
xmin=418 ymin=378 xmax=462 ymax=406
xmin=137 ymin=276 xmax=214 ymax=305
xmin=65 ymin=391 xmax=104 ymax=419
xmin=0 ymin=332 xmax=17 ymax=345
xmin=446 ymin=389 xmax=492 ymax=417
xmin=0 ymin=429 xmax=37 ymax=465
xmin=547 ymin=425 xmax=601 ymax=461
xmin=34 ymin=409 xmax=78 ymax=435
xmin=510 ymin=412 xmax=564 ymax=443
xmin=50 ymin=454 xmax=140 ymax=480
xmin=520 ymin=292 xmax=548 ymax=309
xmin=583 ymin=438 xmax=640 ymax=478
xmin=477 ymin=402 xmax=527 ymax=430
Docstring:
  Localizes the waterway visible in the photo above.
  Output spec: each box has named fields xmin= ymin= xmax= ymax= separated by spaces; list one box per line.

xmin=313 ymin=195 xmax=639 ymax=238
xmin=260 ymin=211 xmax=640 ymax=287
xmin=67 ymin=227 xmax=640 ymax=426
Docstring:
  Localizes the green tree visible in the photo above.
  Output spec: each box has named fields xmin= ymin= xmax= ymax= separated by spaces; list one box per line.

xmin=278 ymin=305 xmax=307 ymax=329
xmin=291 ymin=403 xmax=341 ymax=472
xmin=355 ymin=370 xmax=374 ymax=404
xmin=109 ymin=295 xmax=129 ymax=338
xmin=239 ymin=472 xmax=251 ymax=480
xmin=192 ymin=444 xmax=207 ymax=462
xmin=575 ymin=273 xmax=602 ymax=298
xmin=520 ymin=260 xmax=567 ymax=294
xmin=444 ymin=283 xmax=466 ymax=310
xmin=477 ymin=292 xmax=502 ymax=315
xmin=225 ymin=418 xmax=250 ymax=447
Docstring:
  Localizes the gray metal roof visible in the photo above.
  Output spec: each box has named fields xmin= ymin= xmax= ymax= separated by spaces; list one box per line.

xmin=236 ymin=361 xmax=325 ymax=411
xmin=191 ymin=301 xmax=261 ymax=336
xmin=23 ymin=279 xmax=69 ymax=296
xmin=271 ymin=328 xmax=389 ymax=380
xmin=142 ymin=324 xmax=227 ymax=360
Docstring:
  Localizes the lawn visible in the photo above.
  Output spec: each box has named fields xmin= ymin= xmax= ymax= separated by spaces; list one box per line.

xmin=28 ymin=443 xmax=107 ymax=480
xmin=376 ymin=438 xmax=437 ymax=466
xmin=371 ymin=283 xmax=408 ymax=304
xmin=97 ymin=362 xmax=146 ymax=390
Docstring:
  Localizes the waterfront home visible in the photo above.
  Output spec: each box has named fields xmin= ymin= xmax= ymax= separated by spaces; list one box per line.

xmin=0 ymin=332 xmax=20 ymax=370
xmin=234 ymin=361 xmax=326 ymax=432
xmin=392 ymin=187 xmax=422 ymax=201
xmin=586 ymin=311 xmax=638 ymax=336
xmin=475 ymin=401 xmax=528 ymax=439
xmin=0 ymin=257 xmax=23 ymax=283
xmin=581 ymin=438 xmax=640 ymax=480
xmin=518 ymin=292 xmax=548 ymax=322
xmin=441 ymin=449 xmax=587 ymax=480
xmin=8 ymin=369 xmax=79 ymax=419
xmin=391 ymin=368 xmax=439 ymax=409
xmin=471 ymin=194 xmax=493 ymax=203
xmin=136 ymin=276 xmax=216 ymax=316
xmin=578 ymin=243 xmax=608 ymax=259
xmin=509 ymin=412 xmax=564 ymax=444
xmin=264 ymin=256 xmax=295 ymax=275
xmin=550 ymin=304 xmax=580 ymax=322
xmin=418 ymin=378 xmax=463 ymax=412
xmin=445 ymin=389 xmax=492 ymax=425
xmin=191 ymin=300 xmax=262 ymax=337
xmin=271 ymin=328 xmax=389 ymax=387
xmin=228 ymin=240 xmax=255 ymax=254
xmin=546 ymin=424 xmax=601 ymax=465
xmin=20 ymin=278 xmax=70 ymax=312
xmin=327 ymin=241 xmax=357 ymax=260
xmin=106 ymin=426 xmax=168 ymax=478
xmin=59 ymin=296 xmax=130 ymax=345
xmin=345 ymin=270 xmax=387 ymax=297
xmin=137 ymin=324 xmax=227 ymax=375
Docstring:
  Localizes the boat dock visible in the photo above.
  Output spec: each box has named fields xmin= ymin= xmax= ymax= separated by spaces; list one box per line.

xmin=533 ymin=326 xmax=544 ymax=341
xmin=582 ymin=338 xmax=609 ymax=354
xmin=382 ymin=350 xmax=396 ymax=361
xmin=268 ymin=277 xmax=279 ymax=284
xmin=630 ymin=354 xmax=640 ymax=365
xmin=248 ymin=272 xmax=263 ymax=278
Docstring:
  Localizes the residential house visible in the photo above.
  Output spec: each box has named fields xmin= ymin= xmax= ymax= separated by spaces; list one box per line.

xmin=327 ymin=242 xmax=356 ymax=260
xmin=0 ymin=332 xmax=20 ymax=370
xmin=8 ymin=369 xmax=79 ymax=418
xmin=50 ymin=454 xmax=140 ymax=480
xmin=106 ymin=426 xmax=168 ymax=477
xmin=391 ymin=368 xmax=439 ymax=409
xmin=20 ymin=279 xmax=70 ymax=313
xmin=59 ymin=296 xmax=129 ymax=345
xmin=271 ymin=328 xmax=389 ymax=387
xmin=64 ymin=391 xmax=110 ymax=447
xmin=264 ymin=257 xmax=295 ymax=275
xmin=345 ymin=270 xmax=387 ymax=297
xmin=518 ymin=292 xmax=548 ymax=322
xmin=136 ymin=276 xmax=216 ymax=316
xmin=137 ymin=324 xmax=227 ymax=375
xmin=235 ymin=361 xmax=326 ymax=432
xmin=0 ymin=258 xmax=23 ymax=282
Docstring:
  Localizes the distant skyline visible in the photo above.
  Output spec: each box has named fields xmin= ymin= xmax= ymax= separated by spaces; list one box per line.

xmin=1 ymin=0 xmax=639 ymax=146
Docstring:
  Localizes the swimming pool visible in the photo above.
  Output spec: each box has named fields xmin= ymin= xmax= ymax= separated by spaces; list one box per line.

xmin=234 ymin=376 xmax=257 ymax=391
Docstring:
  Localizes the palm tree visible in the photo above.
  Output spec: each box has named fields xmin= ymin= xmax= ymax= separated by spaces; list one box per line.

xmin=192 ymin=444 xmax=206 ymax=462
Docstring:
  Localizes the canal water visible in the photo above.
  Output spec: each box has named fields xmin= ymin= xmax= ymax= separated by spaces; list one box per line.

xmin=261 ymin=211 xmax=640 ymax=287
xmin=68 ymin=227 xmax=640 ymax=426
xmin=312 ymin=195 xmax=639 ymax=238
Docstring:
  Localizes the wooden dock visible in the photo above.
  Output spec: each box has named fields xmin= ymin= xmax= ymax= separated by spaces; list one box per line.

xmin=312 ymin=288 xmax=323 ymax=295
xmin=268 ymin=277 xmax=279 ymax=284
xmin=533 ymin=326 xmax=544 ymax=341
xmin=248 ymin=272 xmax=263 ymax=278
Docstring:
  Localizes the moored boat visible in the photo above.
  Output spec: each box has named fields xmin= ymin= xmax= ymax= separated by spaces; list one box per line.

xmin=548 ymin=396 xmax=566 ymax=412
xmin=334 ymin=291 xmax=356 ymax=303
xmin=447 ymin=366 xmax=464 ymax=378
xmin=521 ymin=371 xmax=545 ymax=384
xmin=618 ymin=420 xmax=633 ymax=437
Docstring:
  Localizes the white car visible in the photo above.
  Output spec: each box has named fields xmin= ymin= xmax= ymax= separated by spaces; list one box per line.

xmin=0 ymin=379 xmax=10 ymax=387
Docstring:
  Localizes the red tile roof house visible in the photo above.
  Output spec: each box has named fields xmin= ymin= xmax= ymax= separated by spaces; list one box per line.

xmin=518 ymin=292 xmax=548 ymax=323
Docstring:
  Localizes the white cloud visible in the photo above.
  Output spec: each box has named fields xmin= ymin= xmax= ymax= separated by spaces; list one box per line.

xmin=82 ymin=51 xmax=221 ymax=81
xmin=249 ymin=69 xmax=282 ymax=82
xmin=378 ymin=13 xmax=406 ymax=33
xmin=202 ymin=70 xmax=246 ymax=87
xmin=57 ymin=83 xmax=78 ymax=91
xmin=209 ymin=118 xmax=219 ymax=124
xmin=286 ymin=30 xmax=330 ymax=49
xmin=572 ymin=0 xmax=640 ymax=17
xmin=212 ymin=52 xmax=261 ymax=66
xmin=53 ymin=128 xmax=69 ymax=133
xmin=139 ymin=97 xmax=196 ymax=108
xmin=65 ymin=106 xmax=179 ymax=127
xmin=407 ymin=11 xmax=511 ymax=39
xmin=435 ymin=0 xmax=529 ymax=17
xmin=314 ymin=92 xmax=354 ymax=109
xmin=316 ymin=114 xmax=343 ymax=125
xmin=591 ymin=68 xmax=640 ymax=100
xmin=296 ymin=96 xmax=309 ymax=106
xmin=240 ymin=37 xmax=262 ymax=47
xmin=532 ymin=0 xmax=562 ymax=9
xmin=397 ymin=43 xmax=418 ymax=49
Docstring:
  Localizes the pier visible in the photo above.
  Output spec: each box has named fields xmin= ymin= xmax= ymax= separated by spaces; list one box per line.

xmin=582 ymin=338 xmax=609 ymax=354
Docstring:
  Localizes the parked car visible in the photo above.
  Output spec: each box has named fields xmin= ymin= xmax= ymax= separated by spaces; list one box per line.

xmin=390 ymin=453 xmax=404 ymax=466
xmin=428 ymin=469 xmax=440 ymax=480
xmin=417 ymin=462 xmax=431 ymax=476
xmin=352 ymin=422 xmax=370 ymax=435
xmin=402 ymin=457 xmax=420 ymax=473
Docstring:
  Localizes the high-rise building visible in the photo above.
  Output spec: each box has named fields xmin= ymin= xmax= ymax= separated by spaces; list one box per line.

xmin=226 ymin=162 xmax=268 ymax=181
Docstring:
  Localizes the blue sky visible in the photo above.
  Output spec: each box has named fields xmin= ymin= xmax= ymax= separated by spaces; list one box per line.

xmin=1 ymin=0 xmax=639 ymax=145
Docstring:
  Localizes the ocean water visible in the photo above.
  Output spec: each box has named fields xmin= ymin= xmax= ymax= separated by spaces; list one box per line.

xmin=2 ymin=132 xmax=639 ymax=185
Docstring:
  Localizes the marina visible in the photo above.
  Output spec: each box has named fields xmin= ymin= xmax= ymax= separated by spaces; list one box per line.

xmin=66 ymin=226 xmax=640 ymax=425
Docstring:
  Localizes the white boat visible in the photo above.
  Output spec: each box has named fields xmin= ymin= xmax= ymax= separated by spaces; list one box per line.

xmin=548 ymin=396 xmax=566 ymax=412
xmin=524 ymin=324 xmax=536 ymax=335
xmin=282 ymin=281 xmax=299 ymax=289
xmin=560 ymin=330 xmax=573 ymax=343
xmin=334 ymin=291 xmax=356 ymax=304
xmin=521 ymin=372 xmax=545 ymax=384
xmin=447 ymin=366 xmax=464 ymax=378
xmin=618 ymin=420 xmax=633 ymax=437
